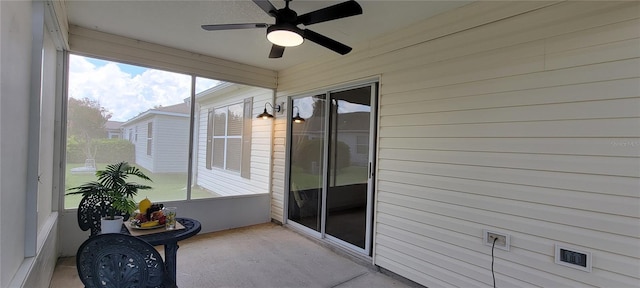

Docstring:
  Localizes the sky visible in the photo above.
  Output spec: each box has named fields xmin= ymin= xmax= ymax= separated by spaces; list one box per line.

xmin=68 ymin=55 xmax=218 ymax=122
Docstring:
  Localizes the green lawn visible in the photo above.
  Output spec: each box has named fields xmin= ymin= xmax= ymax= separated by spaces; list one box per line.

xmin=290 ymin=165 xmax=368 ymax=190
xmin=64 ymin=163 xmax=219 ymax=209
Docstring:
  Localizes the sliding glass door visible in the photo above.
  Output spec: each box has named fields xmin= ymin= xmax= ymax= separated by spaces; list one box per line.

xmin=288 ymin=83 xmax=377 ymax=254
xmin=288 ymin=94 xmax=326 ymax=232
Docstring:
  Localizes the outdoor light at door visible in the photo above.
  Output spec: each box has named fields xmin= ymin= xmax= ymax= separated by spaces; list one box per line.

xmin=257 ymin=102 xmax=281 ymax=119
xmin=292 ymin=106 xmax=305 ymax=123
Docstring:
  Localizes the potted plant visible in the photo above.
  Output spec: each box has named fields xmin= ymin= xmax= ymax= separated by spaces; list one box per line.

xmin=67 ymin=161 xmax=152 ymax=233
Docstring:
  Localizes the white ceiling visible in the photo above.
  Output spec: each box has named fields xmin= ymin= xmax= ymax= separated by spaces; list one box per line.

xmin=66 ymin=0 xmax=470 ymax=71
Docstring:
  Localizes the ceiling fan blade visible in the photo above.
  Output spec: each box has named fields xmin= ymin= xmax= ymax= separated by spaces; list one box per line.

xmin=252 ymin=0 xmax=278 ymax=17
xmin=303 ymin=29 xmax=352 ymax=55
xmin=296 ymin=0 xmax=363 ymax=26
xmin=201 ymin=23 xmax=268 ymax=31
xmin=269 ymin=45 xmax=285 ymax=58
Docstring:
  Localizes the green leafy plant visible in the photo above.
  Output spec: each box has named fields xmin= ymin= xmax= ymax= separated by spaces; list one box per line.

xmin=67 ymin=161 xmax=152 ymax=219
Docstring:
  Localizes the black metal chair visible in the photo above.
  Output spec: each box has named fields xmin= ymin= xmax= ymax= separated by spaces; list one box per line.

xmin=77 ymin=193 xmax=129 ymax=237
xmin=76 ymin=233 xmax=177 ymax=288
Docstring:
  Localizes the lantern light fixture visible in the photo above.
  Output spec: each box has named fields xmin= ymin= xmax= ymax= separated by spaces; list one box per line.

xmin=292 ymin=106 xmax=305 ymax=123
xmin=257 ymin=102 xmax=281 ymax=119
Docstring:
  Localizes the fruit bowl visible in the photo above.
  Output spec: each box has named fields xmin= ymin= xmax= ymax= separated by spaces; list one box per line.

xmin=130 ymin=221 xmax=164 ymax=230
xmin=130 ymin=202 xmax=167 ymax=228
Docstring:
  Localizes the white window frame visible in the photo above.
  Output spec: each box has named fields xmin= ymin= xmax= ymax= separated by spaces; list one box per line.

xmin=211 ymin=103 xmax=243 ymax=172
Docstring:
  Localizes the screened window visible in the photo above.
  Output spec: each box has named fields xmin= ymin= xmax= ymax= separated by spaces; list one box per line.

xmin=64 ymin=55 xmax=268 ymax=208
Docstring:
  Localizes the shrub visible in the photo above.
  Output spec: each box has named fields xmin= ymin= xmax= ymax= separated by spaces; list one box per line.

xmin=293 ymin=138 xmax=351 ymax=172
xmin=66 ymin=138 xmax=134 ymax=163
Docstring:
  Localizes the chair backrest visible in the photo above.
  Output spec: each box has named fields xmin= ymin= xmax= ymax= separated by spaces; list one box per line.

xmin=76 ymin=233 xmax=176 ymax=288
xmin=77 ymin=194 xmax=129 ymax=236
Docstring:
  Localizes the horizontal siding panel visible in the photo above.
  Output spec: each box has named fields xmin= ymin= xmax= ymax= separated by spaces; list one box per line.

xmin=378 ymin=149 xmax=639 ymax=177
xmin=366 ymin=39 xmax=545 ymax=90
xmin=198 ymin=171 xmax=268 ymax=196
xmin=546 ymin=38 xmax=640 ymax=70
xmin=379 ymin=118 xmax=640 ymax=138
xmin=277 ymin=2 xmax=637 ymax=95
xmin=279 ymin=2 xmax=634 ymax=94
xmin=413 ymin=2 xmax=637 ymax=72
xmin=378 ymin=176 xmax=639 ymax=218
xmin=377 ymin=195 xmax=640 ymax=259
xmin=279 ymin=2 xmax=553 ymax=83
xmin=378 ymin=163 xmax=638 ymax=198
xmin=377 ymin=222 xmax=638 ymax=286
xmin=375 ymin=244 xmax=501 ymax=287
xmin=546 ymin=18 xmax=640 ymax=53
xmin=382 ymin=58 xmax=640 ymax=95
xmin=369 ymin=1 xmax=555 ymax=57
xmin=376 ymin=229 xmax=563 ymax=287
xmin=377 ymin=181 xmax=639 ymax=237
xmin=377 ymin=212 xmax=640 ymax=278
xmin=250 ymin=149 xmax=270 ymax=159
xmin=381 ymin=77 xmax=640 ymax=107
xmin=381 ymin=98 xmax=639 ymax=123
xmin=377 ymin=203 xmax=640 ymax=284
xmin=378 ymin=137 xmax=640 ymax=157
xmin=383 ymin=55 xmax=545 ymax=95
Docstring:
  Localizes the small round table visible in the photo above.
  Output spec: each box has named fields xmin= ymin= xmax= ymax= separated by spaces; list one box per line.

xmin=124 ymin=217 xmax=201 ymax=283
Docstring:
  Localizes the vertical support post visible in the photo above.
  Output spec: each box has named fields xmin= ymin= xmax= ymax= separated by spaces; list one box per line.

xmin=25 ymin=0 xmax=45 ymax=257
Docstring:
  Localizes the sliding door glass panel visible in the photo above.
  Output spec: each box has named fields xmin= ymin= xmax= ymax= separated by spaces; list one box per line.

xmin=288 ymin=95 xmax=326 ymax=232
xmin=325 ymin=86 xmax=371 ymax=249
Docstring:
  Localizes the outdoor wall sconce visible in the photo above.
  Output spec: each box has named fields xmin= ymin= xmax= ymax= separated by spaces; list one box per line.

xmin=257 ymin=102 xmax=281 ymax=119
xmin=292 ymin=106 xmax=305 ymax=123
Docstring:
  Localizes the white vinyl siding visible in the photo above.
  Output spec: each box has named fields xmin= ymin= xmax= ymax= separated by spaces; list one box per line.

xmin=121 ymin=114 xmax=189 ymax=173
xmin=275 ymin=1 xmax=640 ymax=287
xmin=195 ymin=85 xmax=273 ymax=196
xmin=133 ymin=122 xmax=152 ymax=171
xmin=152 ymin=115 xmax=189 ymax=173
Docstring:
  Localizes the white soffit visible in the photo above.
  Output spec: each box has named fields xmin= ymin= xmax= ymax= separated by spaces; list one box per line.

xmin=65 ymin=0 xmax=471 ymax=71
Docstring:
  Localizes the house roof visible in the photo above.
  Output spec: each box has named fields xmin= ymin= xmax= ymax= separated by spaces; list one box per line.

xmin=122 ymin=102 xmax=190 ymax=126
xmin=152 ymin=102 xmax=190 ymax=114
xmin=104 ymin=120 xmax=123 ymax=130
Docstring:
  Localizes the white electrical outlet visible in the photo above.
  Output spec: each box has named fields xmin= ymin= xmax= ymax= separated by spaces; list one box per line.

xmin=483 ymin=229 xmax=510 ymax=251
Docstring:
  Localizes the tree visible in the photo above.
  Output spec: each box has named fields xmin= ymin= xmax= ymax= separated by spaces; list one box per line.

xmin=67 ymin=97 xmax=112 ymax=160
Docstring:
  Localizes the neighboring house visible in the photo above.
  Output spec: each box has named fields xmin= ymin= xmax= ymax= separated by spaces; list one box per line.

xmin=121 ymin=102 xmax=190 ymax=173
xmin=104 ymin=120 xmax=123 ymax=139
xmin=295 ymin=111 xmax=370 ymax=167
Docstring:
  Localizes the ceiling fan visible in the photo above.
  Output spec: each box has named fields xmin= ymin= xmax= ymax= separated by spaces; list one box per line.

xmin=201 ymin=0 xmax=363 ymax=58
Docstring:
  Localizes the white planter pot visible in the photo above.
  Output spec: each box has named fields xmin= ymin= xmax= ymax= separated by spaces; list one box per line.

xmin=100 ymin=216 xmax=124 ymax=234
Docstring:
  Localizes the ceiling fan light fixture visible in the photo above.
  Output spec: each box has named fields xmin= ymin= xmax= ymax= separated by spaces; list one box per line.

xmin=267 ymin=25 xmax=303 ymax=47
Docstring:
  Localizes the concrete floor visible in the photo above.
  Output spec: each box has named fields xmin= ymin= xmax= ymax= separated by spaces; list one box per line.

xmin=50 ymin=223 xmax=420 ymax=288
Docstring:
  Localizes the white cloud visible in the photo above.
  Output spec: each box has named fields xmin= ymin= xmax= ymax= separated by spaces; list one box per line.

xmin=68 ymin=55 xmax=218 ymax=121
